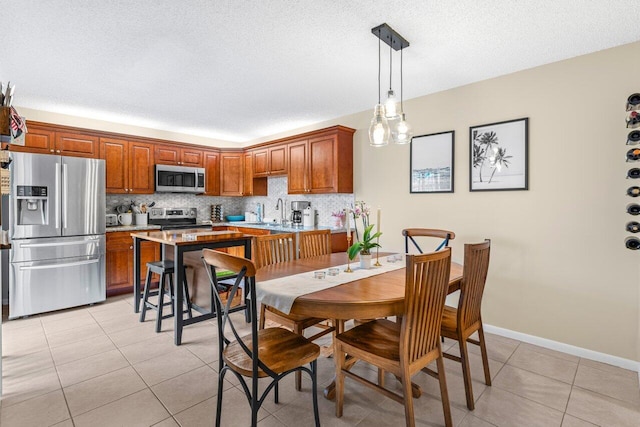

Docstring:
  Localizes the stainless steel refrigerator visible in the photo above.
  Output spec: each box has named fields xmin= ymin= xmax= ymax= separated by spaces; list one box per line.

xmin=8 ymin=151 xmax=106 ymax=318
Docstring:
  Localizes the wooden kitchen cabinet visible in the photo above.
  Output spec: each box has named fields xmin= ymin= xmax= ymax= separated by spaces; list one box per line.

xmin=100 ymin=137 xmax=155 ymax=194
xmin=202 ymin=150 xmax=221 ymax=196
xmin=252 ymin=144 xmax=287 ymax=177
xmin=106 ymin=231 xmax=160 ymax=296
xmin=155 ymin=145 xmax=204 ymax=167
xmin=220 ymin=151 xmax=244 ymax=196
xmin=243 ymin=152 xmax=267 ymax=196
xmin=12 ymin=124 xmax=99 ymax=158
xmin=287 ymin=127 xmax=354 ymax=194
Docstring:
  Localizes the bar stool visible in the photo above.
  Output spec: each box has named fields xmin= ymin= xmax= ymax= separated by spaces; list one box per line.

xmin=139 ymin=260 xmax=193 ymax=332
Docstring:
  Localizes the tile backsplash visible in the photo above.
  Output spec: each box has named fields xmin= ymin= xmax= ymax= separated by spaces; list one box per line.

xmin=106 ymin=176 xmax=354 ymax=226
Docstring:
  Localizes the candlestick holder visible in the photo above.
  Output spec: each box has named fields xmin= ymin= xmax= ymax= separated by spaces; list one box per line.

xmin=374 ymin=236 xmax=382 ymax=266
xmin=344 ymin=232 xmax=353 ymax=273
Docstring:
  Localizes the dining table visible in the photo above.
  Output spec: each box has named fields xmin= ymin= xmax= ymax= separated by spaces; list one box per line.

xmin=255 ymin=251 xmax=463 ymax=399
xmin=130 ymin=229 xmax=253 ymax=345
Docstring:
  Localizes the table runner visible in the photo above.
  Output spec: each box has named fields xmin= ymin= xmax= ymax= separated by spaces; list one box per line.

xmin=256 ymin=256 xmax=405 ymax=314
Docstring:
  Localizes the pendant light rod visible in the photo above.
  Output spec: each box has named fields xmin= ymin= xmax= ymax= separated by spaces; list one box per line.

xmin=371 ymin=23 xmax=409 ymax=51
xmin=389 ymin=42 xmax=393 ymax=90
xmin=400 ymin=47 xmax=404 ymax=111
xmin=377 ymin=29 xmax=381 ymax=104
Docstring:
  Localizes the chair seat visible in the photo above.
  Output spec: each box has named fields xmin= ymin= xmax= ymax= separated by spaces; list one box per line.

xmin=223 ymin=327 xmax=320 ymax=378
xmin=336 ymin=319 xmax=401 ymax=362
xmin=264 ymin=306 xmax=327 ymax=329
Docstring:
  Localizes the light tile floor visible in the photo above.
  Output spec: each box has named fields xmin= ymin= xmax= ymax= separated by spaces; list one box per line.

xmin=1 ymin=295 xmax=639 ymax=427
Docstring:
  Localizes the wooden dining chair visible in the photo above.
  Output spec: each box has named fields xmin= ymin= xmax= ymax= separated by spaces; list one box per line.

xmin=256 ymin=232 xmax=334 ymax=391
xmin=298 ymin=229 xmax=332 ymax=258
xmin=402 ymin=228 xmax=455 ymax=253
xmin=334 ymin=248 xmax=453 ymax=427
xmin=202 ymin=249 xmax=321 ymax=427
xmin=440 ymin=239 xmax=491 ymax=410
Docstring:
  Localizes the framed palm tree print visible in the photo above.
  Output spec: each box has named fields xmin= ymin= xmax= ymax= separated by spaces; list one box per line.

xmin=410 ymin=131 xmax=454 ymax=193
xmin=470 ymin=117 xmax=528 ymax=191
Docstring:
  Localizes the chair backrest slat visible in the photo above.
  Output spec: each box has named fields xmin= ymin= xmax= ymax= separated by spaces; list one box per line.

xmin=254 ymin=233 xmax=296 ymax=269
xmin=402 ymin=228 xmax=455 ymax=254
xmin=299 ymin=229 xmax=332 ymax=258
xmin=401 ymin=248 xmax=452 ymax=364
xmin=458 ymin=240 xmax=491 ymax=330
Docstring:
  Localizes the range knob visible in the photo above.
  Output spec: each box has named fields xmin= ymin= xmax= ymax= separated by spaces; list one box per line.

xmin=626 ymin=221 xmax=640 ymax=233
xmin=628 ymin=130 xmax=640 ymax=145
xmin=626 ymin=148 xmax=640 ymax=162
xmin=627 ymin=203 xmax=640 ymax=215
xmin=627 ymin=186 xmax=640 ymax=197
xmin=627 ymin=111 xmax=640 ymax=129
xmin=625 ymin=236 xmax=640 ymax=250
xmin=628 ymin=168 xmax=640 ymax=179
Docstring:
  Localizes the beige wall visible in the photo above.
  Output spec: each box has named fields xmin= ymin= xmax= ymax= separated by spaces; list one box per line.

xmin=16 ymin=42 xmax=640 ymax=361
xmin=251 ymin=42 xmax=640 ymax=361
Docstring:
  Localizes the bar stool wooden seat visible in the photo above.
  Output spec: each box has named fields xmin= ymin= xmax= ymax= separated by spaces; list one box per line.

xmin=140 ymin=260 xmax=193 ymax=332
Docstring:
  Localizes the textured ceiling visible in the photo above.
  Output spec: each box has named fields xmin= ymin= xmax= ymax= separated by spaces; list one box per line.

xmin=2 ymin=1 xmax=639 ymax=143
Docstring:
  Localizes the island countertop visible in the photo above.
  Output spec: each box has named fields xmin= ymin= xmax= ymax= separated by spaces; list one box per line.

xmin=130 ymin=229 xmax=251 ymax=246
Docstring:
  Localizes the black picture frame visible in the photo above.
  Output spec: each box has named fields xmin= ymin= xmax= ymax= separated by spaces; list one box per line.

xmin=469 ymin=117 xmax=529 ymax=191
xmin=410 ymin=130 xmax=454 ymax=193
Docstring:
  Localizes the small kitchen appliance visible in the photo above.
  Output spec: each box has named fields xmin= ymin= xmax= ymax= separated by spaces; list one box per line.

xmin=302 ymin=206 xmax=317 ymax=227
xmin=291 ymin=201 xmax=310 ymax=227
xmin=106 ymin=214 xmax=118 ymax=226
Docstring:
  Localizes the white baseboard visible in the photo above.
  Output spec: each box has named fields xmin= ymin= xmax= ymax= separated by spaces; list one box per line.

xmin=484 ymin=324 xmax=640 ymax=374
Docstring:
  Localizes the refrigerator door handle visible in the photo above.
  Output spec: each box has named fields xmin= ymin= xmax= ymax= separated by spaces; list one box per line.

xmin=19 ymin=258 xmax=100 ymax=271
xmin=62 ymin=163 xmax=68 ymax=229
xmin=19 ymin=240 xmax=96 ymax=248
xmin=55 ymin=162 xmax=61 ymax=229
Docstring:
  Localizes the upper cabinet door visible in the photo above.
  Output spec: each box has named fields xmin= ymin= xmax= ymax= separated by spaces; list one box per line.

xmin=268 ymin=145 xmax=287 ymax=175
xmin=203 ymin=150 xmax=220 ymax=196
xmin=180 ymin=148 xmax=204 ymax=167
xmin=55 ymin=132 xmax=99 ymax=158
xmin=155 ymin=145 xmax=180 ymax=165
xmin=12 ymin=125 xmax=55 ymax=154
xmin=220 ymin=152 xmax=244 ymax=196
xmin=287 ymin=140 xmax=308 ymax=194
xmin=129 ymin=141 xmax=155 ymax=194
xmin=253 ymin=149 xmax=269 ymax=177
xmin=308 ymin=135 xmax=336 ymax=193
xmin=100 ymin=137 xmax=129 ymax=194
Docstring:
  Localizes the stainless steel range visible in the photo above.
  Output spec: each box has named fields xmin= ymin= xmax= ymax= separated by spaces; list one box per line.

xmin=148 ymin=207 xmax=210 ymax=230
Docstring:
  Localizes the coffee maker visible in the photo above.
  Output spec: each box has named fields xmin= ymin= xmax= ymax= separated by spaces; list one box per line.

xmin=291 ymin=201 xmax=310 ymax=227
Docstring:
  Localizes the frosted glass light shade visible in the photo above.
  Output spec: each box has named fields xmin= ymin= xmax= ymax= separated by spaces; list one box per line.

xmin=369 ymin=104 xmax=390 ymax=147
xmin=393 ymin=113 xmax=413 ymax=144
xmin=383 ymin=90 xmax=400 ymax=120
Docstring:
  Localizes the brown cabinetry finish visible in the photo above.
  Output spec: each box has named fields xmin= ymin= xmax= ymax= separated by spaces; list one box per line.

xmin=287 ymin=128 xmax=353 ymax=194
xmin=100 ymin=138 xmax=154 ymax=194
xmin=13 ymin=125 xmax=56 ymax=154
xmin=13 ymin=126 xmax=99 ymax=158
xmin=203 ymin=150 xmax=221 ymax=196
xmin=243 ymin=152 xmax=267 ymax=196
xmin=253 ymin=144 xmax=287 ymax=177
xmin=55 ymin=132 xmax=99 ymax=158
xmin=106 ymin=231 xmax=160 ymax=296
xmin=220 ymin=152 xmax=244 ymax=196
xmin=155 ymin=145 xmax=204 ymax=167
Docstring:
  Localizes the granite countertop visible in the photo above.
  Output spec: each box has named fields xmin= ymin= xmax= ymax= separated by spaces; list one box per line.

xmin=213 ymin=221 xmax=349 ymax=234
xmin=106 ymin=225 xmax=162 ymax=233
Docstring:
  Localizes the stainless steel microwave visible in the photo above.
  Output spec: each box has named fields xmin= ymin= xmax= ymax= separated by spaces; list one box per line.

xmin=155 ymin=164 xmax=205 ymax=193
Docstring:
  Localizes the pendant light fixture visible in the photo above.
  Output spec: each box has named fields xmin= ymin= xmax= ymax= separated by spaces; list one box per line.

xmin=369 ymin=27 xmax=390 ymax=147
xmin=369 ymin=23 xmax=411 ymax=147
xmin=392 ymin=46 xmax=413 ymax=144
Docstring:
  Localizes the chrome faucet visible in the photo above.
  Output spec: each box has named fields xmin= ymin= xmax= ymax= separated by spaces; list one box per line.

xmin=275 ymin=198 xmax=284 ymax=223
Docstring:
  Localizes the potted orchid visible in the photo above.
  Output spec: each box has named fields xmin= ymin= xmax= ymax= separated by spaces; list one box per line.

xmin=347 ymin=201 xmax=382 ymax=269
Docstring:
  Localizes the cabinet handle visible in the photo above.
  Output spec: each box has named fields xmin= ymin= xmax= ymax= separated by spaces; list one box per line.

xmin=129 ymin=246 xmax=133 ymax=250
xmin=50 ymin=149 xmax=54 ymax=153
xmin=125 ymin=189 xmax=129 ymax=192
xmin=56 ymin=150 xmax=61 ymax=153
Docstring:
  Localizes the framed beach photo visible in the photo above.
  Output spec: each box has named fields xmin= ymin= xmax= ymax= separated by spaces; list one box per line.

xmin=410 ymin=131 xmax=454 ymax=193
xmin=469 ymin=118 xmax=528 ymax=191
